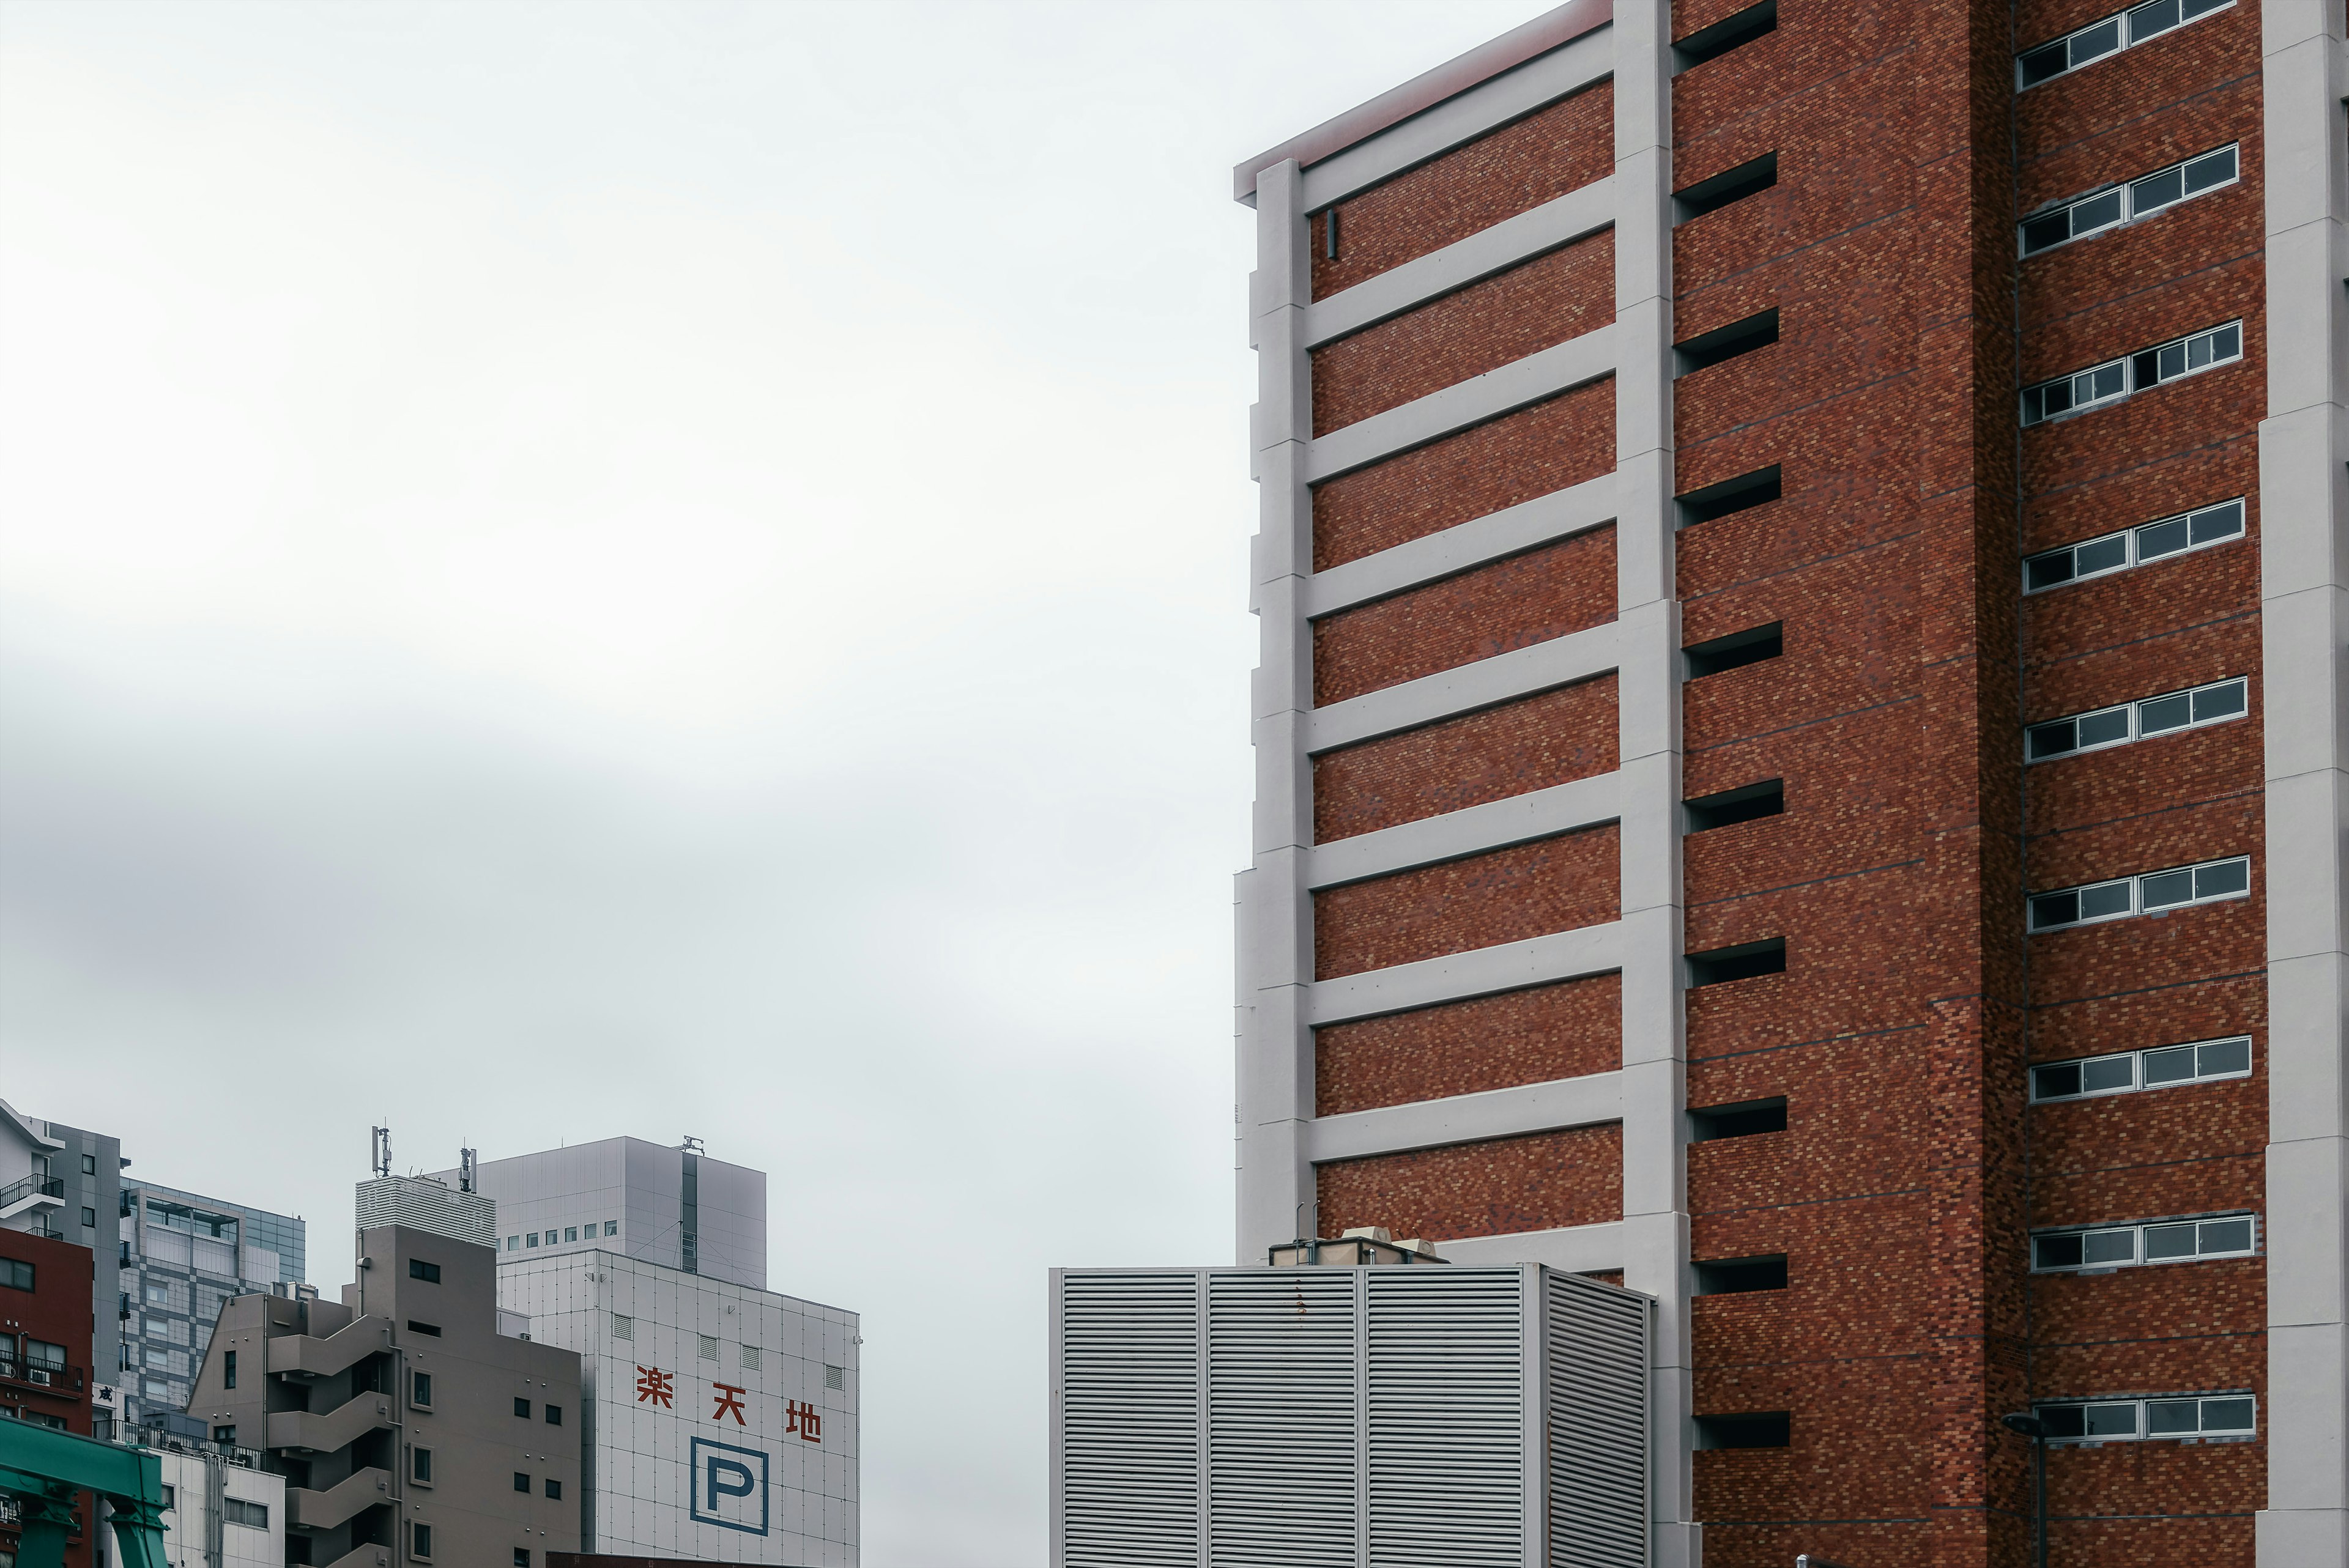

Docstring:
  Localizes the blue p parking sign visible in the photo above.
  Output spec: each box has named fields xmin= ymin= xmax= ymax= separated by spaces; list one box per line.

xmin=689 ymin=1437 xmax=770 ymax=1536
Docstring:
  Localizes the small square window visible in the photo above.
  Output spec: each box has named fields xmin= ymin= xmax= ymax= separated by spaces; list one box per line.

xmin=544 ymin=1479 xmax=562 ymax=1501
xmin=412 ymin=1371 xmax=432 ymax=1408
xmin=564 ymin=1227 xmax=577 ymax=1243
xmin=514 ymin=1473 xmax=530 ymax=1494
xmin=412 ymin=1448 xmax=433 ymax=1485
xmin=527 ymin=1233 xmax=540 ymax=1248
xmin=826 ymin=1364 xmax=846 ymax=1391
xmin=514 ymin=1397 xmax=532 ymax=1418
xmin=82 ymin=1207 xmax=97 ymax=1228
xmin=612 ymin=1314 xmax=634 ymax=1341
xmin=544 ymin=1404 xmax=562 ymax=1427
xmin=604 ymin=1221 xmax=618 ymax=1237
xmin=409 ymin=1259 xmax=440 ymax=1284
xmin=699 ymin=1334 xmax=720 ymax=1361
xmin=81 ymin=1153 xmax=97 ymax=1175
xmin=515 ymin=1553 xmax=530 ymax=1568
xmin=411 ymin=1523 xmax=433 ymax=1562
xmin=741 ymin=1345 xmax=763 ymax=1371
xmin=506 ymin=1237 xmax=519 ymax=1252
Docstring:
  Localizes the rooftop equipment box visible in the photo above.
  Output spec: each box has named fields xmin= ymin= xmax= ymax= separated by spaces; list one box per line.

xmin=1050 ymin=1264 xmax=1650 ymax=1568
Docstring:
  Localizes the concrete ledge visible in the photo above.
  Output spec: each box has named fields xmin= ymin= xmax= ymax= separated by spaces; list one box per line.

xmin=1306 ymin=1070 xmax=1623 ymax=1162
xmin=1306 ymin=620 xmax=1621 ymax=753
xmin=1302 ymin=473 xmax=1619 ymax=614
xmin=1306 ymin=772 xmax=1621 ymax=889
xmin=1307 ymin=919 xmax=1624 ymax=1025
xmin=1303 ymin=179 xmax=1617 ymax=348
xmin=1307 ymin=324 xmax=1617 ymax=483
xmin=1438 ymin=1220 xmax=1625 ymax=1273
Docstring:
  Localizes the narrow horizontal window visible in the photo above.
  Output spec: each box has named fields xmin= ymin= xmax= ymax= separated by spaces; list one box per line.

xmin=1674 ymin=0 xmax=1777 ymax=70
xmin=1696 ymin=1411 xmax=1791 ymax=1449
xmin=2028 ymin=856 xmax=2251 ymax=932
xmin=1695 ymin=1255 xmax=1789 ymax=1295
xmin=1684 ymin=622 xmax=1783 ymax=679
xmin=2032 ymin=1212 xmax=2257 ymax=1271
xmin=1691 ymin=1096 xmax=1789 ymax=1140
xmin=1687 ymin=937 xmax=1786 ymax=987
xmin=2021 ymin=322 xmax=2242 ymax=426
xmin=2016 ymin=0 xmax=2232 ymax=88
xmin=1685 ymin=779 xmax=1784 ymax=833
xmin=2030 ymin=1035 xmax=2251 ymax=1101
xmin=2036 ymin=1392 xmax=2255 ymax=1442
xmin=1676 ymin=153 xmax=1779 ymax=223
xmin=1677 ymin=465 xmax=1782 ymax=527
xmin=2026 ymin=676 xmax=2247 ymax=761
xmin=1676 ymin=308 xmax=1780 ymax=376
xmin=2020 ymin=145 xmax=2238 ymax=256
xmin=2025 ymin=498 xmax=2243 ymax=591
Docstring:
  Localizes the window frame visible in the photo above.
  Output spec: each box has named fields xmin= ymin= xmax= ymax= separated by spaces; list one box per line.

xmin=2024 ymin=498 xmax=2245 ymax=593
xmin=2030 ymin=1211 xmax=2259 ymax=1273
xmin=2019 ymin=144 xmax=2239 ymax=256
xmin=2020 ymin=321 xmax=2244 ymax=426
xmin=2030 ymin=1035 xmax=2253 ymax=1102
xmin=408 ymin=1259 xmax=440 ymax=1284
xmin=2016 ymin=0 xmax=2235 ymax=88
xmin=2034 ymin=1392 xmax=2257 ymax=1443
xmin=410 ymin=1370 xmax=432 ymax=1410
xmin=411 ymin=1446 xmax=434 ymax=1487
xmin=410 ymin=1522 xmax=434 ymax=1563
xmin=2027 ymin=855 xmax=2252 ymax=933
xmin=2025 ymin=676 xmax=2249 ymax=763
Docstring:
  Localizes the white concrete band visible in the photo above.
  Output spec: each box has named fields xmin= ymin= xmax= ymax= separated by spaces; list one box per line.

xmin=1441 ymin=1220 xmax=1628 ymax=1273
xmin=1304 ymin=1070 xmax=1625 ymax=1162
xmin=1297 ymin=26 xmax=1615 ymax=212
xmin=1302 ymin=620 xmax=1622 ymax=753
xmin=1303 ymin=179 xmax=1618 ymax=348
xmin=1299 ymin=472 xmax=1620 ymax=618
xmin=2254 ymin=1 xmax=2349 ymax=1561
xmin=1305 ymin=772 xmax=1622 ymax=890
xmin=1302 ymin=322 xmax=1618 ymax=483
xmin=1307 ymin=921 xmax=1626 ymax=1027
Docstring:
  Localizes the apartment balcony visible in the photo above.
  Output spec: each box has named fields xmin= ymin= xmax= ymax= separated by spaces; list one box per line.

xmin=0 ymin=1174 xmax=64 ymax=1224
xmin=266 ymin=1392 xmax=395 ymax=1456
xmin=0 ymin=1354 xmax=84 ymax=1397
xmin=317 ymin=1545 xmax=390 ymax=1568
xmin=286 ymin=1468 xmax=392 ymax=1532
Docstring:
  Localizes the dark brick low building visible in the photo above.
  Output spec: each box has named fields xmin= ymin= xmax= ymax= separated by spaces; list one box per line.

xmin=1 ymin=1226 xmax=99 ymax=1568
xmin=1227 ymin=1 xmax=2346 ymax=1564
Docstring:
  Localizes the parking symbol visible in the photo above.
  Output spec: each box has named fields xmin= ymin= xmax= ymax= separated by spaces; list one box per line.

xmin=689 ymin=1437 xmax=770 ymax=1536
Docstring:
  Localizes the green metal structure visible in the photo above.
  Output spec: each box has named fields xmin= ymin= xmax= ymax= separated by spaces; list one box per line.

xmin=0 ymin=1420 xmax=169 ymax=1568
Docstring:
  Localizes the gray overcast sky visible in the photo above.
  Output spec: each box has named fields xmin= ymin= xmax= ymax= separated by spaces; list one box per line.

xmin=0 ymin=2 xmax=1546 ymax=1559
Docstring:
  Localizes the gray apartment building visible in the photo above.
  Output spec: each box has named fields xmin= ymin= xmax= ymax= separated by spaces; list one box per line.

xmin=426 ymin=1139 xmax=766 ymax=1292
xmin=188 ymin=1220 xmax=582 ymax=1568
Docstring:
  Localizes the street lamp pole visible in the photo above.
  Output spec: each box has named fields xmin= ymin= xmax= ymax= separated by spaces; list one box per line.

xmin=2000 ymin=1412 xmax=2049 ymax=1568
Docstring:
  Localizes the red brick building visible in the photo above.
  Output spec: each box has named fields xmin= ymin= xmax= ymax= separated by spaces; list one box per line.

xmin=1231 ymin=1 xmax=2347 ymax=1563
xmin=1 ymin=1226 xmax=99 ymax=1568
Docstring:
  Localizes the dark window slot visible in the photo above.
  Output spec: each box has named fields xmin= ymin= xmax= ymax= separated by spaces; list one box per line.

xmin=1688 ymin=937 xmax=1786 ymax=988
xmin=1677 ymin=465 xmax=1781 ymax=527
xmin=1694 ymin=1255 xmax=1789 ymax=1295
xmin=1674 ymin=0 xmax=1778 ymax=70
xmin=1697 ymin=1411 xmax=1792 ymax=1449
xmin=1691 ymin=1096 xmax=1789 ymax=1141
xmin=1685 ymin=780 xmax=1785 ymax=834
xmin=1675 ymin=153 xmax=1778 ymax=222
xmin=1683 ymin=621 xmax=1783 ymax=679
xmin=405 ymin=1320 xmax=442 ymax=1338
xmin=1676 ymin=308 xmax=1779 ymax=376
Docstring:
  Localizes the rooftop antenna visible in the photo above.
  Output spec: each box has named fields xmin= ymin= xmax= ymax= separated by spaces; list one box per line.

xmin=371 ymin=1126 xmax=392 ymax=1180
xmin=459 ymin=1145 xmax=478 ymax=1194
xmin=679 ymin=1135 xmax=705 ymax=1155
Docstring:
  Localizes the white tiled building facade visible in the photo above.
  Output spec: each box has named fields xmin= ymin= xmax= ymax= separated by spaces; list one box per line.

xmin=498 ymin=1251 xmax=857 ymax=1566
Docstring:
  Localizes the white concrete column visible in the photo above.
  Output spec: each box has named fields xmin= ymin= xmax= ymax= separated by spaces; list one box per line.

xmin=1236 ymin=160 xmax=1318 ymax=1265
xmin=1613 ymin=1 xmax=1697 ymax=1562
xmin=2255 ymin=2 xmax=2349 ymax=1561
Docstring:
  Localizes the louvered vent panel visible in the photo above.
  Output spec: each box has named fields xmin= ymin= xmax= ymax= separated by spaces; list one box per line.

xmin=1365 ymin=1269 xmax=1526 ymax=1567
xmin=1206 ymin=1271 xmax=1359 ymax=1568
xmin=1060 ymin=1272 xmax=1201 ymax=1567
xmin=1546 ymin=1276 xmax=1650 ymax=1568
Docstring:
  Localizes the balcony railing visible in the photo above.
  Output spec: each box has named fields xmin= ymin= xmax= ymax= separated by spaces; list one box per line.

xmin=0 ymin=1353 xmax=86 ymax=1394
xmin=0 ymin=1174 xmax=64 ymax=1208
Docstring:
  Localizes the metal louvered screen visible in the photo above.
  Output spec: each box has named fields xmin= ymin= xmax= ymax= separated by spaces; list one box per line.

xmin=1207 ymin=1271 xmax=1358 ymax=1567
xmin=1056 ymin=1271 xmax=1202 ymax=1567
xmin=1366 ymin=1269 xmax=1529 ymax=1567
xmin=1053 ymin=1265 xmax=1649 ymax=1568
xmin=1545 ymin=1272 xmax=1651 ymax=1567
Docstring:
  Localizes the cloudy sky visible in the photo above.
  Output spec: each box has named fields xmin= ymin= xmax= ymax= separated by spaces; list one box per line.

xmin=0 ymin=2 xmax=1545 ymax=1559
